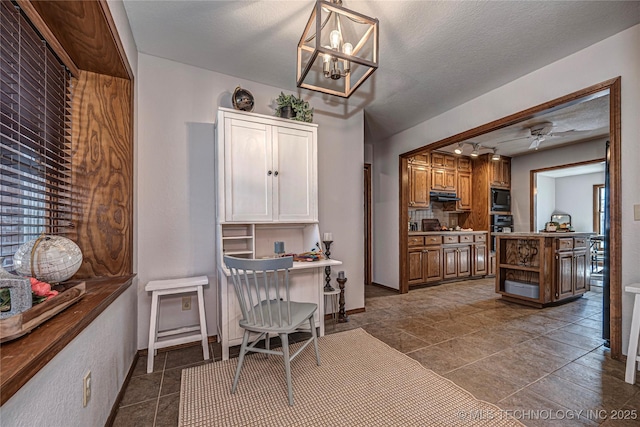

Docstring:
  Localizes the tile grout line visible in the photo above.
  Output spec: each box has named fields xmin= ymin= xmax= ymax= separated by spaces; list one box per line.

xmin=152 ymin=353 xmax=168 ymax=427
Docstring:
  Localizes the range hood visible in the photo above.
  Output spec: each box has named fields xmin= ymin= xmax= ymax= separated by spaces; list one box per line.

xmin=430 ymin=191 xmax=461 ymax=202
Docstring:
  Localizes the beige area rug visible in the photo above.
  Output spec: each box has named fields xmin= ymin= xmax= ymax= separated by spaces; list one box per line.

xmin=179 ymin=328 xmax=523 ymax=426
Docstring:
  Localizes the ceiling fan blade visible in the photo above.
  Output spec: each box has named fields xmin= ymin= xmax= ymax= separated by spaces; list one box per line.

xmin=529 ymin=136 xmax=545 ymax=150
xmin=549 ymin=129 xmax=596 ymax=137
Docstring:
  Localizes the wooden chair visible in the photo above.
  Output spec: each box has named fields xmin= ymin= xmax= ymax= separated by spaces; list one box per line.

xmin=223 ymin=255 xmax=321 ymax=406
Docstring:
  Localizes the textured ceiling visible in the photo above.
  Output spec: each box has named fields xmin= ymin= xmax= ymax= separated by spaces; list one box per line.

xmin=123 ymin=1 xmax=640 ymax=139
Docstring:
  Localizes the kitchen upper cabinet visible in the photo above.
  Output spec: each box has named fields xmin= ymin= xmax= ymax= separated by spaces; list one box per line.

xmin=456 ymin=171 xmax=472 ymax=211
xmin=409 ymin=164 xmax=430 ymax=207
xmin=431 ymin=152 xmax=456 ymax=169
xmin=490 ymin=157 xmax=511 ymax=188
xmin=409 ymin=153 xmax=429 ymax=165
xmin=431 ymin=168 xmax=456 ymax=192
xmin=218 ymin=109 xmax=317 ymax=222
xmin=457 ymin=157 xmax=472 ymax=172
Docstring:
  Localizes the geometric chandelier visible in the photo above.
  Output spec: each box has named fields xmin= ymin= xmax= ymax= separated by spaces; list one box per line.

xmin=297 ymin=0 xmax=379 ymax=98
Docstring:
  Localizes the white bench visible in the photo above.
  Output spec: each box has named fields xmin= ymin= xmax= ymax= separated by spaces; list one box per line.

xmin=146 ymin=276 xmax=210 ymax=373
xmin=625 ymin=283 xmax=640 ymax=384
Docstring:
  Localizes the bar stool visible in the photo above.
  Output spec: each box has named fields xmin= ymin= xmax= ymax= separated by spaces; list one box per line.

xmin=324 ymin=288 xmax=341 ymax=327
xmin=146 ymin=276 xmax=210 ymax=373
xmin=625 ymin=284 xmax=640 ymax=384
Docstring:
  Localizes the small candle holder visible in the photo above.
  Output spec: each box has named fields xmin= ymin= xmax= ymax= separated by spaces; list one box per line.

xmin=323 ymin=240 xmax=334 ymax=292
xmin=274 ymin=241 xmax=285 ymax=258
xmin=337 ymin=273 xmax=349 ymax=323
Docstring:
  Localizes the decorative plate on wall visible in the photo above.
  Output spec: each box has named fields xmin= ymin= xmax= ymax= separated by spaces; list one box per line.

xmin=232 ymin=86 xmax=255 ymax=112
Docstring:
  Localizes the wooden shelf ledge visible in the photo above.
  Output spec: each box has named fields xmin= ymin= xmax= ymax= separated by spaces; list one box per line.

xmin=0 ymin=275 xmax=135 ymax=405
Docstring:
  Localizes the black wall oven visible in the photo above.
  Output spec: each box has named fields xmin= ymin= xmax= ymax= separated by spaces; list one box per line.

xmin=491 ymin=188 xmax=511 ymax=212
xmin=491 ymin=214 xmax=513 ymax=251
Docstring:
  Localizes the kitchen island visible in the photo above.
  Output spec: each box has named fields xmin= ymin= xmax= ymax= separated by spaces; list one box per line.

xmin=494 ymin=232 xmax=594 ymax=307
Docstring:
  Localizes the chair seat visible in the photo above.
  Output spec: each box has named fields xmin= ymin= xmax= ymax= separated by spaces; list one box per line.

xmin=240 ymin=300 xmax=317 ymax=333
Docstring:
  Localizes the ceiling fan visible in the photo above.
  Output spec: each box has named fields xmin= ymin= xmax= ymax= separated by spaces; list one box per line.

xmin=494 ymin=122 xmax=593 ymax=150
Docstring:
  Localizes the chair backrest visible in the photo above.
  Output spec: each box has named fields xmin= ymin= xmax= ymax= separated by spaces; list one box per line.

xmin=223 ymin=256 xmax=294 ymax=328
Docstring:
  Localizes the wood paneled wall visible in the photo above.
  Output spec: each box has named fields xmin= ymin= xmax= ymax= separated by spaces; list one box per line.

xmin=71 ymin=71 xmax=133 ymax=277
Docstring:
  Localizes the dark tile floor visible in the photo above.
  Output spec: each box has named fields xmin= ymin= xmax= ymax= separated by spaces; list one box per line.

xmin=112 ymin=278 xmax=639 ymax=426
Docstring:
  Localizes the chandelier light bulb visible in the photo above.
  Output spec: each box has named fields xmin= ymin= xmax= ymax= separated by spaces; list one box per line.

xmin=330 ymin=30 xmax=341 ymax=49
xmin=342 ymin=42 xmax=353 ymax=55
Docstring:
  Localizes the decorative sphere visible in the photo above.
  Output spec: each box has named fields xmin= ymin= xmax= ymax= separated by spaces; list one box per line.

xmin=232 ymin=86 xmax=255 ymax=112
xmin=13 ymin=236 xmax=82 ymax=283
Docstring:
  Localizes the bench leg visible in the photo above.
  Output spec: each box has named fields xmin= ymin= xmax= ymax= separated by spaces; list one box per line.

xmin=197 ymin=286 xmax=210 ymax=361
xmin=625 ymin=293 xmax=640 ymax=384
xmin=147 ymin=292 xmax=159 ymax=373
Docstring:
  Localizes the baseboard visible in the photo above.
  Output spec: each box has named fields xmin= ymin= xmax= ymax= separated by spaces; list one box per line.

xmin=324 ymin=307 xmax=365 ymax=321
xmin=371 ymin=282 xmax=400 ymax=293
xmin=105 ymin=352 xmax=139 ymax=427
xmin=138 ymin=335 xmax=218 ymax=356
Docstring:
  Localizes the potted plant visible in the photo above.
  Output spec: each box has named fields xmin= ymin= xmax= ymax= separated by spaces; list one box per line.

xmin=275 ymin=92 xmax=314 ymax=123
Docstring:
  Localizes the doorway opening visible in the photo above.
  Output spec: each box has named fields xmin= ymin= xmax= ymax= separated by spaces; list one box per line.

xmin=530 ymin=158 xmax=609 ymax=344
xmin=398 ymin=78 xmax=622 ymax=359
xmin=364 ymin=163 xmax=372 ymax=286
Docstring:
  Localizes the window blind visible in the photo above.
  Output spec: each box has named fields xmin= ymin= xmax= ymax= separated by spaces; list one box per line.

xmin=0 ymin=1 xmax=73 ymax=260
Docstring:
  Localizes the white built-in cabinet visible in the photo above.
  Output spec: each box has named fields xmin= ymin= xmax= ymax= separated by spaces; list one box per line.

xmin=218 ymin=108 xmax=317 ymax=222
xmin=215 ymin=108 xmax=340 ymax=360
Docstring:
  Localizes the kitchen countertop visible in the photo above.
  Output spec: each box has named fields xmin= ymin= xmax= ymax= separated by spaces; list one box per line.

xmin=409 ymin=230 xmax=488 ymax=236
xmin=493 ymin=231 xmax=595 ymax=237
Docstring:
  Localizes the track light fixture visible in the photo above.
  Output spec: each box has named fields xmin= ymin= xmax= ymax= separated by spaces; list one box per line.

xmin=453 ymin=141 xmax=497 ymax=158
xmin=454 ymin=142 xmax=464 ymax=155
xmin=470 ymin=143 xmax=480 ymax=157
xmin=491 ymin=148 xmax=501 ymax=161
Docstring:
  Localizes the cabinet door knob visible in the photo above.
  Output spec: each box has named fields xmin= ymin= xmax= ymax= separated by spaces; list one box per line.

xmin=267 ymin=170 xmax=272 ymax=176
xmin=274 ymin=171 xmax=279 ymax=176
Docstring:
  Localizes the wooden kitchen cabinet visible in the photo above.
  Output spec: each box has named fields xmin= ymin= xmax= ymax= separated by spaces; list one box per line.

xmin=490 ymin=157 xmax=511 ymax=188
xmin=457 ymin=157 xmax=472 ymax=172
xmin=456 ymin=171 xmax=472 ymax=211
xmin=431 ymin=168 xmax=456 ymax=191
xmin=443 ymin=245 xmax=471 ymax=279
xmin=409 ymin=163 xmax=430 ymax=207
xmin=473 ymin=241 xmax=488 ymax=276
xmin=408 ymin=232 xmax=487 ymax=287
xmin=218 ymin=108 xmax=317 ymax=222
xmin=408 ymin=239 xmax=443 ymax=286
xmin=431 ymin=152 xmax=456 ymax=169
xmin=555 ymin=237 xmax=589 ymax=300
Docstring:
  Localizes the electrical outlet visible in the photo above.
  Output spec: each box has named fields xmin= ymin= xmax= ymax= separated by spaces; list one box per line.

xmin=83 ymin=371 xmax=91 ymax=407
xmin=182 ymin=296 xmax=191 ymax=311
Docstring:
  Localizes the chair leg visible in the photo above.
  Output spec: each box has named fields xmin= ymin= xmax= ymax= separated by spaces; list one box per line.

xmin=309 ymin=316 xmax=321 ymax=366
xmin=280 ymin=333 xmax=294 ymax=406
xmin=232 ymin=330 xmax=250 ymax=394
xmin=264 ymin=333 xmax=271 ymax=358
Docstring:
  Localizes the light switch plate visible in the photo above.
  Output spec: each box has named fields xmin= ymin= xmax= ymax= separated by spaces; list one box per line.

xmin=634 ymin=204 xmax=640 ymax=221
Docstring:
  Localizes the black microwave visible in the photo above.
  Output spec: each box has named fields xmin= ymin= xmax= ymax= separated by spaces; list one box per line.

xmin=491 ymin=188 xmax=511 ymax=212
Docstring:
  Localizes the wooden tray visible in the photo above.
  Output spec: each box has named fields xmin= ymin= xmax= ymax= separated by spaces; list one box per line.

xmin=0 ymin=282 xmax=86 ymax=343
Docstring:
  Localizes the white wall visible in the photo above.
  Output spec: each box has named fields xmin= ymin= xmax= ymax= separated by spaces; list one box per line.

xmin=372 ymin=24 xmax=640 ymax=354
xmin=555 ymin=172 xmax=605 ymax=232
xmin=535 ymin=175 xmax=556 ymax=232
xmin=511 ymin=139 xmax=606 ymax=231
xmin=0 ymin=285 xmax=137 ymax=427
xmin=136 ymin=53 xmax=364 ymax=349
